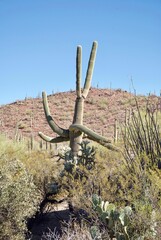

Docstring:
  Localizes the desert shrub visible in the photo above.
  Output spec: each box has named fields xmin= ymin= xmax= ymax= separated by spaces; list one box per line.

xmin=21 ymin=150 xmax=62 ymax=194
xmin=0 ymin=135 xmax=71 ymax=239
xmin=0 ymin=134 xmax=61 ymax=195
xmin=0 ymin=153 xmax=41 ymax=239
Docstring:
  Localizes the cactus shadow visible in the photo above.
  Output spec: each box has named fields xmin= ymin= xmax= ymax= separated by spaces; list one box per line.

xmin=26 ymin=206 xmax=90 ymax=239
xmin=26 ymin=209 xmax=71 ymax=239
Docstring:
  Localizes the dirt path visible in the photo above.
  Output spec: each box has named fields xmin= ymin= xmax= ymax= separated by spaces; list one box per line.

xmin=27 ymin=201 xmax=71 ymax=239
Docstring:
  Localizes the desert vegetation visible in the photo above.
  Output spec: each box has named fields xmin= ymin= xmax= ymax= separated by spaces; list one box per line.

xmin=1 ymin=41 xmax=161 ymax=239
xmin=1 ymin=100 xmax=161 ymax=239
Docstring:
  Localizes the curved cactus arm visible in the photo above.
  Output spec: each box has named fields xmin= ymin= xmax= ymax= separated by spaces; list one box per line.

xmin=38 ymin=132 xmax=70 ymax=143
xmin=69 ymin=124 xmax=120 ymax=151
xmin=69 ymin=124 xmax=111 ymax=143
xmin=82 ymin=41 xmax=98 ymax=99
xmin=42 ymin=91 xmax=69 ymax=137
xmin=76 ymin=45 xmax=82 ymax=98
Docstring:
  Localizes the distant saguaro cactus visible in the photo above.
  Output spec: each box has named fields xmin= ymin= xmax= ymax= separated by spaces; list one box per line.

xmin=39 ymin=41 xmax=118 ymax=156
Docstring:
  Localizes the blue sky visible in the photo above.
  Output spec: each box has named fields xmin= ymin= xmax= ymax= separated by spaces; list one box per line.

xmin=0 ymin=0 xmax=161 ymax=105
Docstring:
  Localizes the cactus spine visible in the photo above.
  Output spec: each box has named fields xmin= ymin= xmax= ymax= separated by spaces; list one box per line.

xmin=39 ymin=41 xmax=118 ymax=156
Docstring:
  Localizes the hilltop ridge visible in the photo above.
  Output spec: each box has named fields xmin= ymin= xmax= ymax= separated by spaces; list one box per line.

xmin=0 ymin=88 xmax=160 ymax=143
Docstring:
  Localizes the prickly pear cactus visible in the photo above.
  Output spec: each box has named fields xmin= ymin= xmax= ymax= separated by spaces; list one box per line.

xmin=59 ymin=141 xmax=96 ymax=178
xmin=78 ymin=140 xmax=96 ymax=170
xmin=92 ymin=194 xmax=132 ymax=240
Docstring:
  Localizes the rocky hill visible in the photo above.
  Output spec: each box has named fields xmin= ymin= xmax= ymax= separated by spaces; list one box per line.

xmin=0 ymin=88 xmax=160 ymax=145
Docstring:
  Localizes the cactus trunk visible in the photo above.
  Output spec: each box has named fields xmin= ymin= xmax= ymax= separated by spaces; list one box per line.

xmin=70 ymin=97 xmax=84 ymax=156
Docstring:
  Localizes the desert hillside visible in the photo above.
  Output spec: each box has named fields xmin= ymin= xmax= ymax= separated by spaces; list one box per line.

xmin=0 ymin=88 xmax=160 ymax=143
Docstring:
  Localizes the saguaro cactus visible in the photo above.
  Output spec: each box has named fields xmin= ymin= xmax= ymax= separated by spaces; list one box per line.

xmin=39 ymin=41 xmax=118 ymax=156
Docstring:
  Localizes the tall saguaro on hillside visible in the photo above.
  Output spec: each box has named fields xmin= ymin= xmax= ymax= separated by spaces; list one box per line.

xmin=39 ymin=41 xmax=118 ymax=156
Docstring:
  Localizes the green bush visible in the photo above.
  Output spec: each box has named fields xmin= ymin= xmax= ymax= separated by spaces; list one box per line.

xmin=0 ymin=136 xmax=41 ymax=240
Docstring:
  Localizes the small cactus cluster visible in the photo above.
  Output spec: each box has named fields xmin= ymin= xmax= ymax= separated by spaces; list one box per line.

xmin=78 ymin=140 xmax=96 ymax=170
xmin=92 ymin=194 xmax=132 ymax=240
xmin=59 ymin=141 xmax=96 ymax=177
xmin=58 ymin=145 xmax=77 ymax=175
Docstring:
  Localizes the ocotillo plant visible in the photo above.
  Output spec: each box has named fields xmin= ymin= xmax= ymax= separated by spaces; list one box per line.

xmin=39 ymin=41 xmax=118 ymax=156
xmin=122 ymin=98 xmax=161 ymax=172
